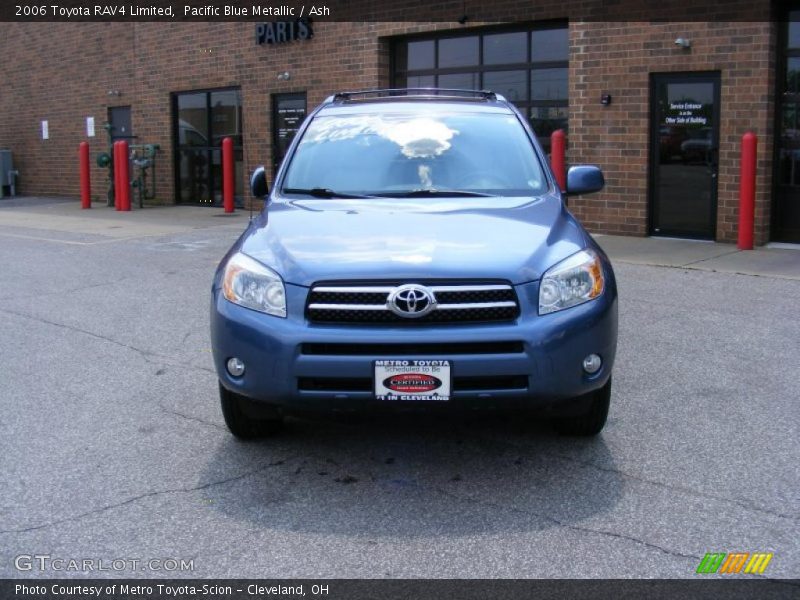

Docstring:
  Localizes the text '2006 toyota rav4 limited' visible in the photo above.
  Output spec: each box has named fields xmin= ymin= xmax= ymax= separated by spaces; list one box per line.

xmin=210 ymin=89 xmax=618 ymax=438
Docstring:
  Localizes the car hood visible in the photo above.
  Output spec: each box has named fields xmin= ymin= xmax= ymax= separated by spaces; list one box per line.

xmin=236 ymin=196 xmax=589 ymax=286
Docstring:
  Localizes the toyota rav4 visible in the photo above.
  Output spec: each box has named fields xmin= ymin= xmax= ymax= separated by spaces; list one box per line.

xmin=210 ymin=89 xmax=618 ymax=438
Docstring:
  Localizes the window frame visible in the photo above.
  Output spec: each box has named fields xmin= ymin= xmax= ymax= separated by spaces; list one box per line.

xmin=391 ymin=23 xmax=568 ymax=151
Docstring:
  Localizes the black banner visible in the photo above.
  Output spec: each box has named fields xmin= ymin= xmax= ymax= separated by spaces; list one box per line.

xmin=2 ymin=579 xmax=799 ymax=600
xmin=0 ymin=0 xmax=777 ymax=22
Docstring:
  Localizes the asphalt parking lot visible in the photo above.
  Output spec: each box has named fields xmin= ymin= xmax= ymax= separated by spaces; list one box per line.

xmin=0 ymin=198 xmax=798 ymax=580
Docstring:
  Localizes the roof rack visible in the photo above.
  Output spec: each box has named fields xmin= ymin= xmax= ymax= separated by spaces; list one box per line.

xmin=330 ymin=88 xmax=500 ymax=103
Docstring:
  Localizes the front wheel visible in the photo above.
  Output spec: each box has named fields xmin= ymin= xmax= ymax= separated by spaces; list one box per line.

xmin=219 ymin=382 xmax=282 ymax=439
xmin=552 ymin=378 xmax=612 ymax=436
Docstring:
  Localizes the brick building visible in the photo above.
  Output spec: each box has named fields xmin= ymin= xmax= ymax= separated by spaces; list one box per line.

xmin=1 ymin=1 xmax=798 ymax=244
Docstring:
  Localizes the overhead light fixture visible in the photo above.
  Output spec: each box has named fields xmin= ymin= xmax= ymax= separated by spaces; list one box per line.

xmin=277 ymin=71 xmax=291 ymax=81
xmin=674 ymin=37 xmax=691 ymax=49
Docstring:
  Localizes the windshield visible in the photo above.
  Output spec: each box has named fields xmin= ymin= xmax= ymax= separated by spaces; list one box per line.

xmin=281 ymin=111 xmax=547 ymax=197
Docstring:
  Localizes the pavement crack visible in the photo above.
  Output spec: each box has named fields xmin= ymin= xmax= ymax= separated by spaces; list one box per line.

xmin=0 ymin=306 xmax=215 ymax=375
xmin=615 ymin=258 xmax=800 ymax=281
xmin=158 ymin=403 xmax=227 ymax=431
xmin=679 ymin=249 xmax=742 ymax=267
xmin=0 ymin=460 xmax=291 ymax=535
xmin=0 ymin=306 xmax=159 ymax=360
xmin=433 ymin=485 xmax=700 ymax=562
xmin=0 ymin=276 xmax=133 ymax=302
xmin=469 ymin=432 xmax=799 ymax=523
xmin=545 ymin=452 xmax=800 ymax=523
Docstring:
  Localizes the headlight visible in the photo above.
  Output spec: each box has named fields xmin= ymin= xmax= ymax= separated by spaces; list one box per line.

xmin=539 ymin=249 xmax=605 ymax=315
xmin=222 ymin=252 xmax=286 ymax=317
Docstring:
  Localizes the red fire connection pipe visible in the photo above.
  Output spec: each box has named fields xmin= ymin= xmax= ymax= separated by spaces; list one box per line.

xmin=550 ymin=129 xmax=567 ymax=191
xmin=118 ymin=140 xmax=131 ymax=211
xmin=738 ymin=131 xmax=757 ymax=250
xmin=79 ymin=142 xmax=91 ymax=209
xmin=113 ymin=141 xmax=122 ymax=211
xmin=222 ymin=137 xmax=235 ymax=213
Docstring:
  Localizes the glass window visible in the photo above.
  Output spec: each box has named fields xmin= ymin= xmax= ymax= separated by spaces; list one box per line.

xmin=788 ymin=56 xmax=800 ymax=93
xmin=177 ymin=93 xmax=208 ymax=146
xmin=283 ymin=113 xmax=546 ymax=196
xmin=439 ymin=72 xmax=479 ymax=90
xmin=210 ymin=90 xmax=243 ymax=146
xmin=178 ymin=149 xmax=211 ymax=203
xmin=392 ymin=26 xmax=569 ymax=144
xmin=483 ymin=31 xmax=527 ymax=65
xmin=438 ymin=36 xmax=479 ymax=68
xmin=408 ymin=40 xmax=435 ymax=70
xmin=531 ymin=28 xmax=568 ymax=62
xmin=273 ymin=93 xmax=307 ymax=175
xmin=530 ymin=106 xmax=568 ymax=153
xmin=789 ymin=11 xmax=800 ymax=49
xmin=531 ymin=68 xmax=568 ymax=100
xmin=407 ymin=74 xmax=436 ymax=88
xmin=780 ymin=104 xmax=800 ymax=185
xmin=483 ymin=70 xmax=527 ymax=102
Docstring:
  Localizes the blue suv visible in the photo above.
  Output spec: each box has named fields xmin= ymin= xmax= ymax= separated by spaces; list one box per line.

xmin=210 ymin=89 xmax=617 ymax=438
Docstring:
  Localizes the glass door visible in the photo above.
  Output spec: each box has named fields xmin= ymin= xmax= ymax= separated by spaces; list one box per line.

xmin=649 ymin=73 xmax=720 ymax=239
xmin=272 ymin=93 xmax=307 ymax=178
xmin=774 ymin=11 xmax=800 ymax=242
xmin=174 ymin=89 xmax=243 ymax=206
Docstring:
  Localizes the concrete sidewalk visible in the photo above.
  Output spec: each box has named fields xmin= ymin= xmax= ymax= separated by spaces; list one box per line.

xmin=0 ymin=196 xmax=247 ymax=244
xmin=594 ymin=234 xmax=800 ymax=281
xmin=1 ymin=196 xmax=798 ymax=279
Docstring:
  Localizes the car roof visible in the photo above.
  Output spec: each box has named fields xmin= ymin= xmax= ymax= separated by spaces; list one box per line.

xmin=317 ymin=88 xmax=516 ymax=116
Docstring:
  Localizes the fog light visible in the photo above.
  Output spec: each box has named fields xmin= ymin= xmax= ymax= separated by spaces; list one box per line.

xmin=226 ymin=357 xmax=245 ymax=377
xmin=582 ymin=354 xmax=602 ymax=374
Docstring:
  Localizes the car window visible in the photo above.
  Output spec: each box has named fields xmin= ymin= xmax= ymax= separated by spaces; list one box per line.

xmin=281 ymin=111 xmax=546 ymax=196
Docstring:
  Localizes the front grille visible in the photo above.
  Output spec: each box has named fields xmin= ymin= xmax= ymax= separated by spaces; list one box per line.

xmin=298 ymin=375 xmax=528 ymax=393
xmin=307 ymin=283 xmax=520 ymax=324
xmin=301 ymin=341 xmax=524 ymax=356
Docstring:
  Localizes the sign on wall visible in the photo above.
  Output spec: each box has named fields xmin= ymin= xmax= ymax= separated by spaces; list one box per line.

xmin=256 ymin=19 xmax=313 ymax=45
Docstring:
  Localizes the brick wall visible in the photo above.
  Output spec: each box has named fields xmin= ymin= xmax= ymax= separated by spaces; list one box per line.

xmin=568 ymin=20 xmax=775 ymax=243
xmin=0 ymin=5 xmax=777 ymax=243
xmin=0 ymin=23 xmax=134 ymax=204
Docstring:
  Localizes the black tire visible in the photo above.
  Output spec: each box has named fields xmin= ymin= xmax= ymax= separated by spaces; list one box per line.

xmin=553 ymin=378 xmax=612 ymax=437
xmin=219 ymin=382 xmax=282 ymax=439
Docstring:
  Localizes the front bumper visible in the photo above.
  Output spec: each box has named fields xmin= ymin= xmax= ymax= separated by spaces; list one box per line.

xmin=210 ymin=278 xmax=618 ymax=414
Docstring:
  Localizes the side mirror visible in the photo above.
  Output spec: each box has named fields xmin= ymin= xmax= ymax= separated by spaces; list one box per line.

xmin=566 ymin=165 xmax=604 ymax=195
xmin=250 ymin=166 xmax=269 ymax=198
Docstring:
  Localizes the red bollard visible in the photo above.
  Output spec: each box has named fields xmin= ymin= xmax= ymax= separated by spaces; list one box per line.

xmin=118 ymin=140 xmax=131 ymax=211
xmin=79 ymin=142 xmax=91 ymax=209
xmin=222 ymin=137 xmax=235 ymax=213
xmin=113 ymin=141 xmax=122 ymax=211
xmin=738 ymin=131 xmax=757 ymax=250
xmin=550 ymin=129 xmax=567 ymax=191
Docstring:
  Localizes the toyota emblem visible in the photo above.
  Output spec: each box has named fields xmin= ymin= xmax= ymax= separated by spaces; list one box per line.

xmin=387 ymin=284 xmax=436 ymax=318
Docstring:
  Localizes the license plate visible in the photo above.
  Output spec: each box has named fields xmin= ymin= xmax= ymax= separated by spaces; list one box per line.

xmin=374 ymin=360 xmax=451 ymax=402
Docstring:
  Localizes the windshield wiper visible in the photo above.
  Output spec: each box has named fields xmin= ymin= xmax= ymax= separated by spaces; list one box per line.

xmin=380 ymin=189 xmax=495 ymax=198
xmin=282 ymin=187 xmax=373 ymax=199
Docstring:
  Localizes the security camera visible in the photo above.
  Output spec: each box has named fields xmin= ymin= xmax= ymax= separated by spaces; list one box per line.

xmin=674 ymin=38 xmax=691 ymax=48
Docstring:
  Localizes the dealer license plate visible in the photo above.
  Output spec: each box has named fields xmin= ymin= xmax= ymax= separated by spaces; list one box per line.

xmin=374 ymin=360 xmax=451 ymax=402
